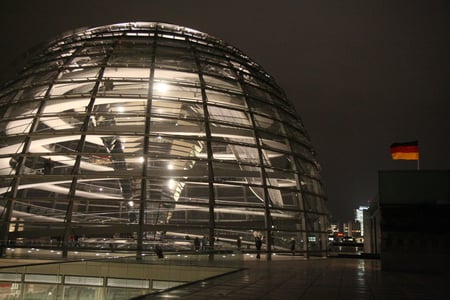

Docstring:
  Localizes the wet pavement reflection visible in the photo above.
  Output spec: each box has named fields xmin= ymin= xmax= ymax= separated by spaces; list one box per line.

xmin=139 ymin=256 xmax=450 ymax=300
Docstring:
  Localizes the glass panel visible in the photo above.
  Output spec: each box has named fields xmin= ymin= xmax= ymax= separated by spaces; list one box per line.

xmin=259 ymin=131 xmax=290 ymax=152
xmin=263 ymin=150 xmax=292 ymax=170
xmin=280 ymin=190 xmax=301 ymax=208
xmin=97 ymin=80 xmax=149 ymax=98
xmin=103 ymin=67 xmax=150 ymax=79
xmin=208 ymin=104 xmax=250 ymax=127
xmin=50 ymin=82 xmax=96 ymax=97
xmin=110 ymin=44 xmax=153 ymax=67
xmin=64 ymin=276 xmax=103 ymax=286
xmin=154 ymin=69 xmax=199 ymax=85
xmin=214 ymin=204 xmax=266 ymax=228
xmin=213 ymin=161 xmax=261 ymax=186
xmin=153 ymin=81 xmax=202 ymax=101
xmin=244 ymin=84 xmax=291 ymax=112
xmin=2 ymin=104 xmax=38 ymax=135
xmin=214 ymin=183 xmax=264 ymax=207
xmin=210 ymin=140 xmax=258 ymax=162
xmin=303 ymin=178 xmax=325 ymax=197
xmin=0 ymin=273 xmax=22 ymax=281
xmin=155 ymin=46 xmax=195 ymax=71
xmin=108 ymin=278 xmax=149 ymax=288
xmin=246 ymin=97 xmax=278 ymax=118
xmin=71 ymin=197 xmax=127 ymax=225
xmin=200 ymin=61 xmax=236 ymax=81
xmin=38 ymin=98 xmax=91 ymax=132
xmin=291 ymin=141 xmax=315 ymax=162
xmin=80 ymin=45 xmax=114 ymax=56
xmin=13 ymin=85 xmax=48 ymax=103
xmin=24 ymin=274 xmax=62 ymax=283
xmin=58 ymin=66 xmax=100 ymax=81
xmin=170 ymin=204 xmax=210 ymax=226
xmin=150 ymin=98 xmax=202 ymax=121
xmin=21 ymin=70 xmax=59 ymax=86
xmin=68 ymin=55 xmax=104 ymax=68
xmin=175 ymin=175 xmax=208 ymax=203
xmin=285 ymin=125 xmax=311 ymax=147
xmin=203 ymin=74 xmax=241 ymax=92
xmin=147 ymin=136 xmax=204 ymax=160
xmin=23 ymin=283 xmax=62 ymax=299
xmin=264 ymin=166 xmax=297 ymax=186
xmin=63 ymin=285 xmax=101 ymax=300
xmin=206 ymin=89 xmax=246 ymax=107
xmin=221 ymin=143 xmax=260 ymax=165
xmin=253 ymin=114 xmax=275 ymax=130
xmin=210 ymin=127 xmax=255 ymax=145
xmin=157 ymin=38 xmax=190 ymax=49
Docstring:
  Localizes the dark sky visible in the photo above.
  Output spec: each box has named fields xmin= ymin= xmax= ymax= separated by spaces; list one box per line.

xmin=1 ymin=0 xmax=449 ymax=221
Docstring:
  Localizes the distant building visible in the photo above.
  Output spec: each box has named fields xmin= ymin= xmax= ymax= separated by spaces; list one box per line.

xmin=354 ymin=206 xmax=368 ymax=236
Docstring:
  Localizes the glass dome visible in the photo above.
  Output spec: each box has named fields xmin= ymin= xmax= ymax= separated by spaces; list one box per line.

xmin=0 ymin=22 xmax=328 ymax=258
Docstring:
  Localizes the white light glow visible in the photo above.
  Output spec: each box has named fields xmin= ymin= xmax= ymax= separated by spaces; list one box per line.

xmin=154 ymin=82 xmax=169 ymax=92
xmin=168 ymin=179 xmax=175 ymax=189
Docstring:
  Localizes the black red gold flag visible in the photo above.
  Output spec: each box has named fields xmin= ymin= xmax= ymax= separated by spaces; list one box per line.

xmin=390 ymin=141 xmax=419 ymax=160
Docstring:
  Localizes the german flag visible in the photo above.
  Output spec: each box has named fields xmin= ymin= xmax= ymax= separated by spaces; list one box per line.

xmin=390 ymin=141 xmax=419 ymax=160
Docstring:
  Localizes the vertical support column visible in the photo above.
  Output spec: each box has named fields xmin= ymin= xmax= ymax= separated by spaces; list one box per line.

xmin=295 ymin=192 xmax=309 ymax=258
xmin=320 ymin=214 xmax=328 ymax=257
xmin=137 ymin=31 xmax=157 ymax=260
xmin=249 ymin=117 xmax=273 ymax=261
xmin=189 ymin=40 xmax=216 ymax=260
xmin=62 ymin=67 xmax=105 ymax=258
xmin=233 ymin=71 xmax=273 ymax=261
xmin=300 ymin=193 xmax=310 ymax=259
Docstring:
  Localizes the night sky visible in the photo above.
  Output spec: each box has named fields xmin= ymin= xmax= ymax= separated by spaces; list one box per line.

xmin=0 ymin=1 xmax=448 ymax=221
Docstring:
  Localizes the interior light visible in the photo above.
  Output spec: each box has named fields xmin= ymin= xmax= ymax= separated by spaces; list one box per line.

xmin=168 ymin=179 xmax=175 ymax=189
xmin=154 ymin=82 xmax=169 ymax=92
xmin=128 ymin=201 xmax=134 ymax=207
xmin=167 ymin=164 xmax=173 ymax=170
xmin=139 ymin=157 xmax=144 ymax=163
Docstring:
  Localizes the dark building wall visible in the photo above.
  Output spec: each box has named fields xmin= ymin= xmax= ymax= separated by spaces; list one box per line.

xmin=378 ymin=170 xmax=450 ymax=273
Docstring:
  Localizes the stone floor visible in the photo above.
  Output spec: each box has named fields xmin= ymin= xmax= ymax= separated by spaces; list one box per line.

xmin=136 ymin=255 xmax=450 ymax=300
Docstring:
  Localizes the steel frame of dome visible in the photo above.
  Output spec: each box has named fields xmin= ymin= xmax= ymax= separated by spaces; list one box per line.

xmin=0 ymin=22 xmax=328 ymax=259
